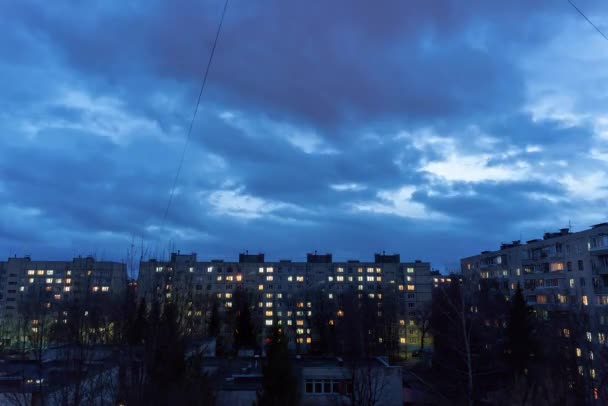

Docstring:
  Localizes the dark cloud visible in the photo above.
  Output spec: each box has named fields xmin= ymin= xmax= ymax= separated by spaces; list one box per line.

xmin=0 ymin=0 xmax=606 ymax=269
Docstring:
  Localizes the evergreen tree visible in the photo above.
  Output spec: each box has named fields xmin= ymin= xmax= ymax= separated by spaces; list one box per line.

xmin=208 ymin=297 xmax=220 ymax=338
xmin=506 ymin=283 xmax=535 ymax=375
xmin=233 ymin=289 xmax=256 ymax=350
xmin=257 ymin=326 xmax=297 ymax=406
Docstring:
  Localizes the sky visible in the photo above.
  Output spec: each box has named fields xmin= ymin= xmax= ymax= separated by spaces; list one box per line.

xmin=1 ymin=0 xmax=607 ymax=270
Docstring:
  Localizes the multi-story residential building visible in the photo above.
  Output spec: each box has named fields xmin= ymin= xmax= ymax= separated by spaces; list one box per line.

xmin=138 ymin=251 xmax=432 ymax=354
xmin=0 ymin=256 xmax=127 ymax=323
xmin=461 ymin=222 xmax=608 ymax=402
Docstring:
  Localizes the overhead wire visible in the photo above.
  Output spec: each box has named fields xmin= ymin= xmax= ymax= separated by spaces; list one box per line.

xmin=567 ymin=0 xmax=608 ymax=42
xmin=155 ymin=0 xmax=230 ymax=255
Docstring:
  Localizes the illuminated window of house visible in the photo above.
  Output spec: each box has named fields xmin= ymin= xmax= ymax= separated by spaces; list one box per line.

xmin=55 ymin=278 xmax=62 ymax=284
xmin=550 ymin=262 xmax=564 ymax=272
xmin=367 ymin=267 xmax=374 ymax=273
xmin=64 ymin=286 xmax=71 ymax=292
xmin=259 ymin=267 xmax=264 ymax=273
xmin=266 ymin=302 xmax=273 ymax=308
xmin=266 ymin=267 xmax=273 ymax=273
xmin=328 ymin=293 xmax=333 ymax=299
xmin=226 ymin=293 xmax=232 ymax=299
xmin=537 ymin=295 xmax=547 ymax=304
xmin=287 ymin=276 xmax=293 ymax=282
xmin=358 ymin=285 xmax=363 ymax=291
xmin=156 ymin=267 xmax=163 ymax=273
xmin=287 ymin=320 xmax=293 ymax=325
xmin=296 ymin=319 xmax=304 ymax=326
xmin=337 ymin=310 xmax=344 ymax=317
xmin=328 ymin=276 xmax=334 ymax=282
xmin=587 ymin=331 xmax=593 ymax=342
xmin=265 ymin=319 xmax=273 ymax=326
xmin=37 ymin=270 xmax=44 ymax=276
xmin=348 ymin=276 xmax=353 ymax=282
xmin=28 ymin=278 xmax=34 ymax=284
xmin=267 ymin=275 xmax=273 ymax=281
xmin=337 ymin=267 xmax=344 ymax=273
xmin=399 ymin=319 xmax=405 ymax=326
xmin=306 ymin=337 xmax=312 ymax=344
xmin=582 ymin=296 xmax=589 ymax=306
xmin=45 ymin=278 xmax=52 ymax=284
xmin=236 ymin=274 xmax=242 ymax=281
xmin=207 ymin=267 xmax=213 ymax=273
xmin=399 ymin=285 xmax=404 ymax=291
xmin=296 ymin=276 xmax=304 ymax=282
xmin=226 ymin=276 xmax=233 ymax=281
xmin=217 ymin=293 xmax=223 ymax=299
xmin=407 ymin=285 xmax=415 ymax=291
xmin=27 ymin=270 xmax=35 ymax=276
xmin=258 ymin=284 xmax=264 ymax=291
xmin=407 ymin=267 xmax=414 ymax=273
xmin=599 ymin=333 xmax=606 ymax=344
xmin=366 ymin=276 xmax=374 ymax=282
xmin=376 ymin=276 xmax=382 ymax=282
xmin=337 ymin=276 xmax=344 ymax=282
xmin=368 ymin=293 xmax=375 ymax=299
xmin=265 ymin=311 xmax=273 ymax=317
xmin=101 ymin=286 xmax=109 ymax=292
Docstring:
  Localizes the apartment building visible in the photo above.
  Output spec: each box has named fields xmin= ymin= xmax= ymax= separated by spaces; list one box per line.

xmin=461 ymin=222 xmax=608 ymax=402
xmin=0 ymin=256 xmax=127 ymax=323
xmin=138 ymin=252 xmax=432 ymax=354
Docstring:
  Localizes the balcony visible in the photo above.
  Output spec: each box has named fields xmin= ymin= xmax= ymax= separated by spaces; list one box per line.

xmin=590 ymin=246 xmax=608 ymax=256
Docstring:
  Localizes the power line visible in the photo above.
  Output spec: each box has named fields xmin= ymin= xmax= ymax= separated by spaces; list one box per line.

xmin=568 ymin=0 xmax=608 ymax=42
xmin=158 ymin=0 xmax=230 ymax=243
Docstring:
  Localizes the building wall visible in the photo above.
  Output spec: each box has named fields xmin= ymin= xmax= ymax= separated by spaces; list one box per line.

xmin=0 ymin=256 xmax=127 ymax=323
xmin=461 ymin=223 xmax=608 ymax=403
xmin=138 ymin=253 xmax=433 ymax=353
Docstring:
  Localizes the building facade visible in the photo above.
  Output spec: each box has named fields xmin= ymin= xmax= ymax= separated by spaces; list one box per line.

xmin=461 ymin=222 xmax=608 ymax=402
xmin=0 ymin=256 xmax=127 ymax=324
xmin=138 ymin=252 xmax=433 ymax=354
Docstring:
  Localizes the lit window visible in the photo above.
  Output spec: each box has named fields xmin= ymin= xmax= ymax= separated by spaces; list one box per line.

xmin=156 ymin=267 xmax=163 ymax=273
xmin=599 ymin=333 xmax=606 ymax=344
xmin=337 ymin=310 xmax=344 ymax=317
xmin=65 ymin=278 xmax=71 ymax=284
xmin=348 ymin=276 xmax=353 ymax=282
xmin=28 ymin=278 xmax=34 ymax=283
xmin=297 ymin=276 xmax=304 ymax=282
xmin=406 ymin=276 xmax=412 ymax=282
xmin=64 ymin=287 xmax=71 ymax=292
xmin=53 ymin=294 xmax=61 ymax=300
xmin=217 ymin=293 xmax=223 ymax=298
xmin=583 ymin=296 xmax=589 ymax=306
xmin=258 ymin=284 xmax=264 ymax=291
xmin=101 ymin=286 xmax=109 ymax=292
xmin=328 ymin=293 xmax=333 ymax=299
xmin=225 ymin=302 xmax=232 ymax=308
xmin=366 ymin=267 xmax=373 ymax=273
xmin=358 ymin=268 xmax=363 ymax=273
xmin=66 ymin=270 xmax=71 ymax=276
xmin=259 ymin=267 xmax=264 ymax=273
xmin=297 ymin=320 xmax=304 ymax=326
xmin=226 ymin=293 xmax=232 ymax=299
xmin=277 ymin=293 xmax=282 ymax=299
xmin=576 ymin=348 xmax=582 ymax=357
xmin=288 ymin=276 xmax=293 ymax=282
xmin=399 ymin=285 xmax=404 ymax=291
xmin=266 ymin=302 xmax=273 ymax=308
xmin=358 ymin=276 xmax=363 ymax=282
xmin=47 ymin=270 xmax=54 ymax=275
xmin=236 ymin=274 xmax=242 ymax=281
xmin=306 ymin=337 xmax=311 ymax=344
xmin=368 ymin=293 xmax=375 ymax=299
xmin=358 ymin=285 xmax=363 ymax=290
xmin=37 ymin=270 xmax=44 ymax=276
xmin=587 ymin=331 xmax=593 ymax=342
xmin=92 ymin=286 xmax=99 ymax=292
xmin=407 ymin=285 xmax=415 ymax=291
xmin=296 ymin=328 xmax=304 ymax=334
xmin=189 ymin=267 xmax=194 ymax=273
xmin=400 ymin=320 xmax=405 ymax=325
xmin=19 ymin=286 xmax=24 ymax=292
xmin=328 ymin=276 xmax=334 ymax=282
xmin=336 ymin=276 xmax=344 ymax=282
xmin=337 ymin=267 xmax=344 ymax=273
xmin=55 ymin=278 xmax=62 ymax=284
xmin=287 ymin=320 xmax=293 ymax=325
xmin=591 ymin=369 xmax=597 ymax=379
xmin=266 ymin=275 xmax=273 ymax=281
xmin=366 ymin=276 xmax=374 ymax=282
xmin=407 ymin=267 xmax=414 ymax=273
xmin=207 ymin=267 xmax=213 ymax=273
xmin=400 ymin=337 xmax=406 ymax=344
xmin=266 ymin=267 xmax=273 ymax=273
xmin=376 ymin=276 xmax=382 ymax=282
xmin=217 ymin=276 xmax=222 ymax=281
xmin=46 ymin=278 xmax=53 ymax=284
xmin=226 ymin=276 xmax=233 ymax=281
xmin=27 ymin=270 xmax=35 ymax=275
xmin=265 ymin=319 xmax=273 ymax=326
xmin=265 ymin=311 xmax=273 ymax=317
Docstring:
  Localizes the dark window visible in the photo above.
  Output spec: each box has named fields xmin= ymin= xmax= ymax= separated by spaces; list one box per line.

xmin=578 ymin=260 xmax=584 ymax=271
xmin=580 ymin=278 xmax=586 ymax=287
xmin=324 ymin=380 xmax=331 ymax=393
xmin=314 ymin=382 xmax=322 ymax=393
xmin=332 ymin=381 xmax=340 ymax=393
xmin=306 ymin=382 xmax=313 ymax=393
xmin=567 ymin=262 xmax=572 ymax=272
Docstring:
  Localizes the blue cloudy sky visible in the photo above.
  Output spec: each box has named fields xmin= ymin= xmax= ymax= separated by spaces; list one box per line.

xmin=1 ymin=0 xmax=607 ymax=269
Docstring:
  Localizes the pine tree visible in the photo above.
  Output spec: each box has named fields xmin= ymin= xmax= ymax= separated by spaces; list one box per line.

xmin=257 ymin=326 xmax=297 ymax=406
xmin=506 ymin=283 xmax=535 ymax=375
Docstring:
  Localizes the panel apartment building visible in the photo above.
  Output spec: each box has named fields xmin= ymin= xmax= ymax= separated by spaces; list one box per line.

xmin=138 ymin=252 xmax=432 ymax=354
xmin=461 ymin=222 xmax=608 ymax=400
xmin=0 ymin=256 xmax=127 ymax=325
